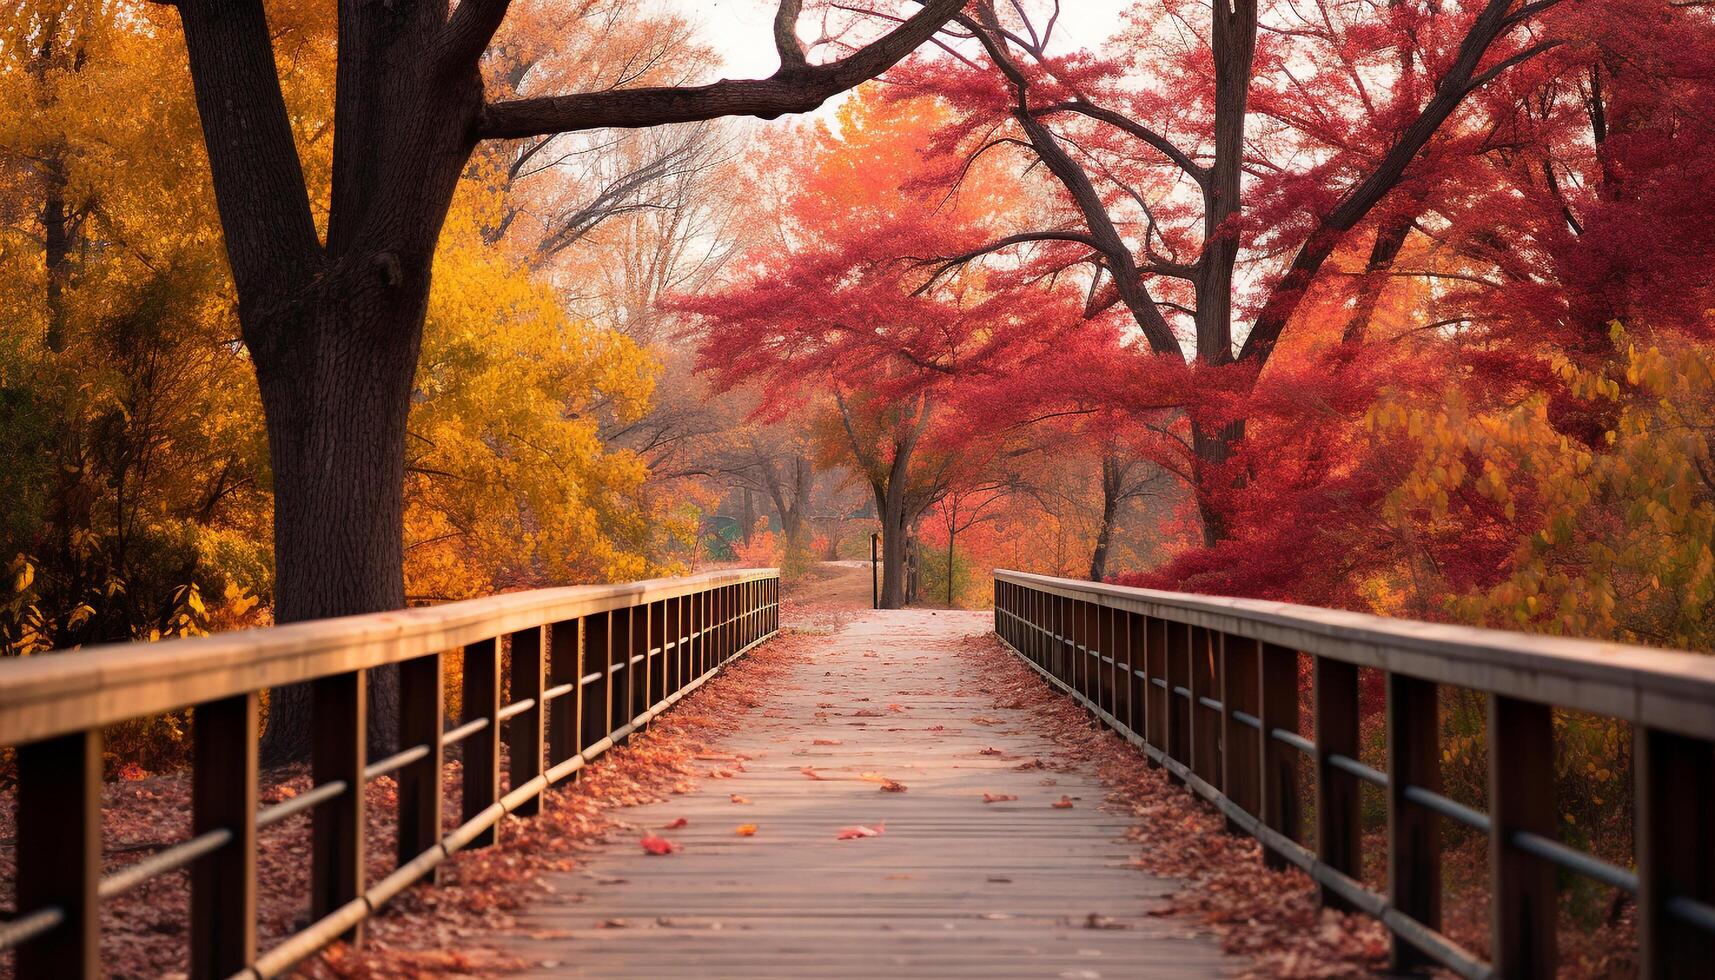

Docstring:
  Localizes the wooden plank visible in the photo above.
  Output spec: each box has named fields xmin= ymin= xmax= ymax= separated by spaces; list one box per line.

xmin=311 ymin=671 xmax=366 ymax=942
xmin=1387 ymin=673 xmax=1441 ymax=970
xmin=1488 ymin=694 xmax=1556 ymax=979
xmin=1259 ymin=642 xmax=1301 ymax=870
xmin=547 ymin=621 xmax=581 ymax=777
xmin=1190 ymin=627 xmax=1221 ymax=788
xmin=1146 ymin=616 xmax=1167 ymax=763
xmin=510 ymin=626 xmax=545 ymax=817
xmin=397 ymin=652 xmax=443 ymax=873
xmin=1165 ymin=620 xmax=1190 ymax=779
xmin=15 ymin=730 xmax=100 ymax=979
xmin=191 ymin=693 xmax=258 ymax=979
xmin=503 ymin=609 xmax=1238 ymax=979
xmin=0 ymin=568 xmax=780 ymax=747
xmin=463 ymin=639 xmax=501 ymax=849
xmin=581 ymin=614 xmax=611 ymax=756
xmin=1221 ymin=636 xmax=1260 ymax=829
xmin=1636 ymin=726 xmax=1715 ymax=979
xmin=1314 ymin=657 xmax=1360 ymax=911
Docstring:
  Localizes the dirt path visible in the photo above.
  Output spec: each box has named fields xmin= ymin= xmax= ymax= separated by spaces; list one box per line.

xmin=500 ymin=608 xmax=1236 ymax=978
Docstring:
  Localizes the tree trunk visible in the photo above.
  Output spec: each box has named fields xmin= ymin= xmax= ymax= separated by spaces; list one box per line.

xmin=1191 ymin=417 xmax=1245 ymax=548
xmin=1089 ymin=496 xmax=1118 ymax=582
xmin=253 ymin=294 xmax=425 ymax=762
xmin=876 ymin=490 xmax=909 ymax=609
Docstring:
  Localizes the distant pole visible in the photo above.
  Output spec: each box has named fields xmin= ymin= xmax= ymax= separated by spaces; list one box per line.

xmin=870 ymin=532 xmax=880 ymax=609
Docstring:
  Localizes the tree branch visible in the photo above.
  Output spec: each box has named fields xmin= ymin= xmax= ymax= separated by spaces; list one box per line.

xmin=1030 ymin=100 xmax=1207 ymax=185
xmin=478 ymin=0 xmax=968 ymax=140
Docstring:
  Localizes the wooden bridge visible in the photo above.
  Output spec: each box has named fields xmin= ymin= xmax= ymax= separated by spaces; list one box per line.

xmin=0 ymin=567 xmax=1712 ymax=978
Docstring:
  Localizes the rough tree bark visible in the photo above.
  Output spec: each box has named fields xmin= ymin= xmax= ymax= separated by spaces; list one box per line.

xmin=165 ymin=0 xmax=967 ymax=760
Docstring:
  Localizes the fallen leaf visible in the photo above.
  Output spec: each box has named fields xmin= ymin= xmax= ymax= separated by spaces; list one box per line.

xmin=835 ymin=822 xmax=885 ymax=840
xmin=662 ymin=817 xmax=688 ymax=829
xmin=983 ymin=793 xmax=1018 ymax=803
xmin=730 ymin=794 xmax=751 ymax=804
xmin=979 ymin=746 xmax=1005 ymax=756
xmin=735 ymin=824 xmax=758 ymax=836
xmin=640 ymin=834 xmax=680 ymax=855
xmin=1052 ymin=795 xmax=1075 ymax=809
xmin=812 ymin=738 xmax=842 ymax=745
xmin=799 ymin=766 xmax=825 ymax=780
xmin=879 ymin=779 xmax=907 ymax=793
xmin=1085 ymin=912 xmax=1127 ymax=930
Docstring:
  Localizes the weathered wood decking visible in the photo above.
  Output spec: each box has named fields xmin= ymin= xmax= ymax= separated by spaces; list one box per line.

xmin=504 ymin=609 xmax=1235 ymax=978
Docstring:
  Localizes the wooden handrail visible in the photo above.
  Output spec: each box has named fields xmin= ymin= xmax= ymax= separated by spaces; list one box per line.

xmin=0 ymin=568 xmax=782 ymax=980
xmin=0 ymin=567 xmax=778 ymax=746
xmin=993 ymin=570 xmax=1715 ymax=980
xmin=995 ymin=570 xmax=1715 ymax=740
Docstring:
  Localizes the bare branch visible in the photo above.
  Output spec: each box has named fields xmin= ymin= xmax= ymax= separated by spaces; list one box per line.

xmin=479 ymin=0 xmax=967 ymax=140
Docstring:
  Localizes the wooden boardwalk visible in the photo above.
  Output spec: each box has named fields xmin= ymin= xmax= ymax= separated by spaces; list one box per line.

xmin=503 ymin=608 xmax=1236 ymax=978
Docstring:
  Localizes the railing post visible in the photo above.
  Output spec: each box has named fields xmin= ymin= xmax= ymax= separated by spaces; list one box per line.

xmin=1146 ymin=616 xmax=1167 ymax=765
xmin=1259 ymin=642 xmax=1302 ymax=870
xmin=509 ymin=626 xmax=545 ymax=815
xmin=1116 ymin=611 xmax=1136 ymax=733
xmin=1165 ymin=620 xmax=1190 ymax=778
xmin=609 ymin=607 xmax=632 ymax=742
xmin=582 ymin=613 xmax=611 ymax=752
xmin=397 ymin=652 xmax=443 ymax=875
xmin=1384 ymin=673 xmax=1442 ymax=969
xmin=1221 ymin=636 xmax=1261 ymax=833
xmin=664 ymin=597 xmax=681 ymax=697
xmin=1636 ymin=726 xmax=1715 ymax=979
xmin=1102 ymin=606 xmax=1119 ymax=719
xmin=1314 ymin=657 xmax=1360 ymax=910
xmin=1190 ymin=626 xmax=1222 ymax=787
xmin=1488 ymin=694 xmax=1556 ymax=979
xmin=1128 ymin=612 xmax=1146 ymax=738
xmin=16 ymin=730 xmax=101 ymax=979
xmin=191 ymin=693 xmax=258 ymax=979
xmin=652 ymin=600 xmax=667 ymax=704
xmin=548 ymin=620 xmax=582 ymax=778
xmin=311 ymin=670 xmax=366 ymax=940
xmin=462 ymin=638 xmax=500 ymax=848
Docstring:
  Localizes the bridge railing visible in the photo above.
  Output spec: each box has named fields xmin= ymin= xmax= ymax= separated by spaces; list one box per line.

xmin=993 ymin=569 xmax=1714 ymax=980
xmin=0 ymin=567 xmax=780 ymax=979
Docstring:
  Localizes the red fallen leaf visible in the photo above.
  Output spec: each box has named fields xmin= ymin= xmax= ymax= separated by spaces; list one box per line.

xmin=1052 ymin=795 xmax=1075 ymax=809
xmin=886 ymin=703 xmax=905 ymax=712
xmin=800 ymin=766 xmax=827 ymax=780
xmin=879 ymin=779 xmax=907 ymax=793
xmin=640 ymin=834 xmax=680 ymax=855
xmin=662 ymin=817 xmax=688 ymax=829
xmin=835 ymin=822 xmax=885 ymax=840
xmin=979 ymin=746 xmax=1005 ymax=756
xmin=730 ymin=794 xmax=751 ymax=804
xmin=852 ymin=709 xmax=884 ymax=717
xmin=982 ymin=793 xmax=1018 ymax=803
xmin=812 ymin=738 xmax=842 ymax=745
xmin=926 ymin=725 xmax=945 ymax=731
xmin=735 ymin=823 xmax=758 ymax=836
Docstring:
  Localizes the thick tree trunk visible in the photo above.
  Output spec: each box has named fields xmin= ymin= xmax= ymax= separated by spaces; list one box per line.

xmin=876 ymin=489 xmax=909 ymax=608
xmin=253 ymin=293 xmax=426 ymax=762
